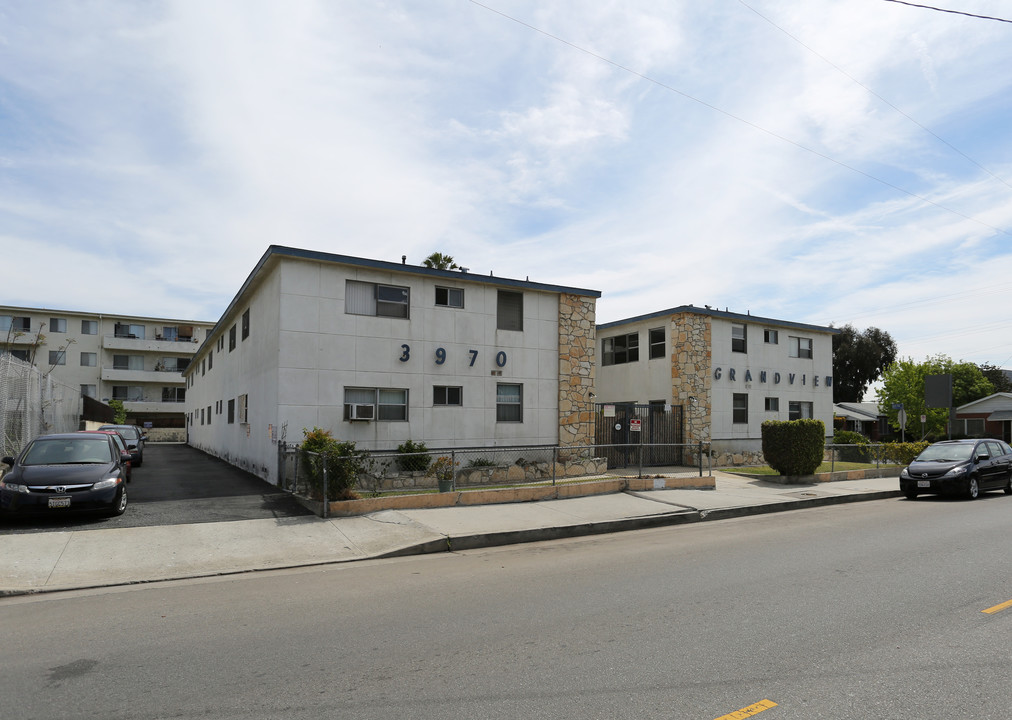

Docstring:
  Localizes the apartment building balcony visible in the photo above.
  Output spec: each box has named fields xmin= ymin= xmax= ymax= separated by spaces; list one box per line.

xmin=102 ymin=367 xmax=186 ymax=384
xmin=122 ymin=398 xmax=187 ymax=415
xmin=102 ymin=334 xmax=202 ymax=354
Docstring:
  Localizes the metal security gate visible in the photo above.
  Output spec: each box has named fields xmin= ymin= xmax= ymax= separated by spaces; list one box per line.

xmin=594 ymin=403 xmax=684 ymax=469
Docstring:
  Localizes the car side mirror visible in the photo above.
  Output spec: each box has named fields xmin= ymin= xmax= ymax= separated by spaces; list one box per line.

xmin=2 ymin=456 xmax=14 ymax=466
xmin=976 ymin=453 xmax=989 ymax=463
xmin=121 ymin=451 xmax=132 ymax=463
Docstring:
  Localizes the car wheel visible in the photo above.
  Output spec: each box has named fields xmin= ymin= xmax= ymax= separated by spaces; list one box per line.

xmin=109 ymin=487 xmax=128 ymax=516
xmin=967 ymin=476 xmax=980 ymax=500
xmin=904 ymin=490 xmax=918 ymax=500
xmin=1004 ymin=481 xmax=1012 ymax=496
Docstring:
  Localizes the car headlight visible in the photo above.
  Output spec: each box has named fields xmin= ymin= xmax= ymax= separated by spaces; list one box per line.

xmin=900 ymin=468 xmax=910 ymax=479
xmin=92 ymin=476 xmax=122 ymax=491
xmin=0 ymin=478 xmax=29 ymax=494
xmin=944 ymin=464 xmax=969 ymax=477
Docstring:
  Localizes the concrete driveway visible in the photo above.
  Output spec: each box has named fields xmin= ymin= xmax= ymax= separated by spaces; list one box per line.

xmin=0 ymin=443 xmax=312 ymax=534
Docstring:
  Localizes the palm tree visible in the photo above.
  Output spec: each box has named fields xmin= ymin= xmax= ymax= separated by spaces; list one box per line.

xmin=422 ymin=252 xmax=459 ymax=270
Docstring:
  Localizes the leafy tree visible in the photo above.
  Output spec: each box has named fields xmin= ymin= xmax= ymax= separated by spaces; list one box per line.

xmin=878 ymin=355 xmax=994 ymax=438
xmin=831 ymin=324 xmax=897 ymax=402
xmin=422 ymin=252 xmax=459 ymax=270
xmin=109 ymin=399 xmax=128 ymax=424
xmin=978 ymin=363 xmax=1012 ymax=394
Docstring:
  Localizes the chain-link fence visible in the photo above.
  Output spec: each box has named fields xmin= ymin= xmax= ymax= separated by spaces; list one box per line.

xmin=277 ymin=441 xmax=711 ymax=514
xmin=1 ymin=353 xmax=81 ymax=458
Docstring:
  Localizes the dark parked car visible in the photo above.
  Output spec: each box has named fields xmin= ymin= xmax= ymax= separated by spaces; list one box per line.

xmin=1 ymin=433 xmax=129 ymax=516
xmin=899 ymin=438 xmax=1012 ymax=500
xmin=79 ymin=430 xmax=133 ymax=482
xmin=97 ymin=424 xmax=146 ymax=466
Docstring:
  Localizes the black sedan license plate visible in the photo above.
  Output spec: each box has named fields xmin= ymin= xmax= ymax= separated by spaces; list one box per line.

xmin=48 ymin=496 xmax=71 ymax=509
xmin=917 ymin=480 xmax=931 ymax=488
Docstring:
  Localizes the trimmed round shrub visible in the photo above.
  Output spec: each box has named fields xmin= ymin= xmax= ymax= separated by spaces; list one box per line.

xmin=762 ymin=419 xmax=825 ymax=476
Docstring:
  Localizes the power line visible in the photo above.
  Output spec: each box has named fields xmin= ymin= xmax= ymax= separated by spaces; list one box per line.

xmin=882 ymin=0 xmax=1012 ymax=24
xmin=739 ymin=0 xmax=1012 ymax=192
xmin=467 ymin=1 xmax=1012 ymax=238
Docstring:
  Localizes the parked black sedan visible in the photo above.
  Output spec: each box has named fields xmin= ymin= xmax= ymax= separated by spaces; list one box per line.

xmin=899 ymin=438 xmax=1012 ymax=500
xmin=97 ymin=424 xmax=146 ymax=466
xmin=0 ymin=433 xmax=129 ymax=516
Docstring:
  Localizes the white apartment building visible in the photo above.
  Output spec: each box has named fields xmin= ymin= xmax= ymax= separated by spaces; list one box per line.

xmin=595 ymin=306 xmax=838 ymax=465
xmin=182 ymin=246 xmax=599 ymax=484
xmin=1 ymin=306 xmax=214 ymax=428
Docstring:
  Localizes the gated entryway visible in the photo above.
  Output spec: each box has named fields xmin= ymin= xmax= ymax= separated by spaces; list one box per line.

xmin=594 ymin=403 xmax=684 ymax=469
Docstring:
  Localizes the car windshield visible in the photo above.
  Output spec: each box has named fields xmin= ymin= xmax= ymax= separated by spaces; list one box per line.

xmin=915 ymin=444 xmax=974 ymax=463
xmin=102 ymin=426 xmax=138 ymax=439
xmin=22 ymin=438 xmax=112 ymax=466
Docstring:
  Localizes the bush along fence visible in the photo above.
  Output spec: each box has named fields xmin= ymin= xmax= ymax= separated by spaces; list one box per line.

xmin=277 ymin=441 xmax=714 ymax=514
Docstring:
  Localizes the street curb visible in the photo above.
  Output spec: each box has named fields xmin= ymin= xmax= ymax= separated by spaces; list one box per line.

xmin=380 ymin=489 xmax=905 ymax=557
xmin=0 ymin=489 xmax=903 ymax=598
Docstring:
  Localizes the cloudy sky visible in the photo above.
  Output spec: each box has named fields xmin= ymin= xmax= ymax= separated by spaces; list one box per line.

xmin=3 ymin=0 xmax=1011 ymax=378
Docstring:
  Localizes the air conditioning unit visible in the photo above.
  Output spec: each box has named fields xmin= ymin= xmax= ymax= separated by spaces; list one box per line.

xmin=347 ymin=404 xmax=375 ymax=421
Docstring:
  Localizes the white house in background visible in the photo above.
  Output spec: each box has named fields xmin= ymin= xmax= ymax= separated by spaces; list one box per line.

xmin=182 ymin=246 xmax=600 ymax=484
xmin=1 ymin=306 xmax=213 ymax=429
xmin=595 ymin=306 xmax=838 ymax=465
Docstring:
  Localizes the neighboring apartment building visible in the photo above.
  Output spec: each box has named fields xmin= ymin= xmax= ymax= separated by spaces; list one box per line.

xmin=595 ymin=306 xmax=838 ymax=465
xmin=182 ymin=246 xmax=600 ymax=484
xmin=0 ymin=306 xmax=214 ymax=427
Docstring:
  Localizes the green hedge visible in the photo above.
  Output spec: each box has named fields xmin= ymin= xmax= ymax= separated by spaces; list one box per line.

xmin=762 ymin=419 xmax=825 ymax=476
xmin=300 ymin=427 xmax=369 ymax=501
xmin=880 ymin=441 xmax=929 ymax=466
xmin=832 ymin=430 xmax=870 ymax=463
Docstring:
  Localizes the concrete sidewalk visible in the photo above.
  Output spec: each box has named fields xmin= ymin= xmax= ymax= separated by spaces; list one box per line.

xmin=0 ymin=471 xmax=902 ymax=597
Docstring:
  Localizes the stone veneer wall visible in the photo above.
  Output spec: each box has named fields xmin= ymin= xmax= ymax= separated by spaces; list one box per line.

xmin=558 ymin=293 xmax=596 ymax=450
xmin=670 ymin=312 xmax=711 ymax=464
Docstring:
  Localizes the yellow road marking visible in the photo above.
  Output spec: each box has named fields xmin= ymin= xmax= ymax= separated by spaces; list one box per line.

xmin=714 ymin=699 xmax=778 ymax=720
xmin=982 ymin=598 xmax=1012 ymax=614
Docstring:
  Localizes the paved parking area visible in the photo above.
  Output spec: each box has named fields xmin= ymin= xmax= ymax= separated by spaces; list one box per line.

xmin=0 ymin=443 xmax=312 ymax=534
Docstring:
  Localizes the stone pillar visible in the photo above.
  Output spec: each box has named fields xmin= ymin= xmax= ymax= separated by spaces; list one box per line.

xmin=558 ymin=293 xmax=596 ymax=450
xmin=671 ymin=312 xmax=711 ymax=459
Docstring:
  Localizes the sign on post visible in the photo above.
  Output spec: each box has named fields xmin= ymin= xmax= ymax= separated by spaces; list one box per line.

xmin=629 ymin=418 xmax=642 ymax=433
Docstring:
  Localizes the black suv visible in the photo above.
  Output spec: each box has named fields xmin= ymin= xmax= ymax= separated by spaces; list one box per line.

xmin=899 ymin=438 xmax=1012 ymax=500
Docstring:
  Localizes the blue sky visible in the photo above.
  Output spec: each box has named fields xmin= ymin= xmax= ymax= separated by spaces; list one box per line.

xmin=2 ymin=1 xmax=1012 ymax=383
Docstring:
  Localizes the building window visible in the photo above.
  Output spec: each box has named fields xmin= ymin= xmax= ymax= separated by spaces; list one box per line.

xmin=241 ymin=308 xmax=250 ymax=340
xmin=114 ymin=323 xmax=145 ymax=339
xmin=496 ymin=383 xmax=523 ymax=422
xmin=433 ymin=386 xmax=462 ymax=406
xmin=238 ymin=394 xmax=248 ymax=423
xmin=80 ymin=384 xmax=96 ymax=398
xmin=789 ymin=336 xmax=813 ymax=359
xmin=602 ymin=333 xmax=639 ymax=366
xmin=229 ymin=325 xmax=237 ymax=351
xmin=733 ymin=393 xmax=748 ymax=424
xmin=764 ymin=329 xmax=778 ymax=344
xmin=80 ymin=352 xmax=97 ymax=367
xmin=227 ymin=398 xmax=235 ymax=424
xmin=162 ymin=387 xmax=186 ymax=403
xmin=9 ymin=349 xmax=29 ymax=361
xmin=346 ymin=280 xmax=410 ymax=319
xmin=649 ymin=328 xmax=666 ymax=360
xmin=218 ymin=336 xmax=224 ymax=352
xmin=49 ymin=318 xmax=67 ymax=333
xmin=496 ymin=290 xmax=523 ymax=331
xmin=0 ymin=316 xmax=31 ymax=333
xmin=788 ymin=401 xmax=813 ymax=420
xmin=343 ymin=388 xmax=408 ymax=421
xmin=765 ymin=397 xmax=779 ymax=412
xmin=81 ymin=320 xmax=98 ymax=335
xmin=732 ymin=324 xmax=747 ymax=353
xmin=113 ymin=354 xmax=144 ymax=370
xmin=435 ymin=287 xmax=464 ymax=308
xmin=112 ymin=386 xmax=144 ymax=402
xmin=48 ymin=350 xmax=66 ymax=366
xmin=207 ymin=352 xmax=212 ymax=371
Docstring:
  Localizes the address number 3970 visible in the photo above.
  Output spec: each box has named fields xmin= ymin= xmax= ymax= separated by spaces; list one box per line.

xmin=399 ymin=344 xmax=507 ymax=368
